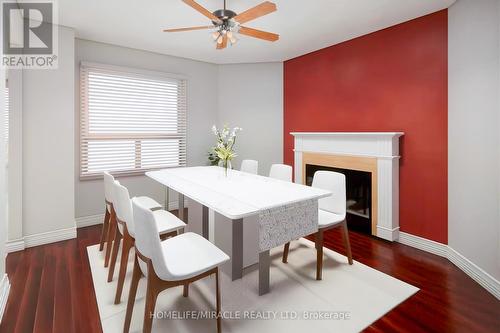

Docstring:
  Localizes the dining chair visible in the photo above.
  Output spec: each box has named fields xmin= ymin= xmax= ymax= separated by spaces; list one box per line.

xmin=124 ymin=199 xmax=230 ymax=333
xmin=282 ymin=171 xmax=353 ymax=280
xmin=240 ymin=159 xmax=258 ymax=175
xmin=102 ymin=171 xmax=162 ymax=269
xmin=110 ymin=181 xmax=186 ymax=304
xmin=99 ymin=171 xmax=113 ymax=253
xmin=269 ymin=164 xmax=293 ymax=182
xmin=101 ymin=172 xmax=119 ymax=268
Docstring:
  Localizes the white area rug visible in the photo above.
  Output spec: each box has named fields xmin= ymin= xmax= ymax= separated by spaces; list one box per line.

xmin=87 ymin=239 xmax=418 ymax=333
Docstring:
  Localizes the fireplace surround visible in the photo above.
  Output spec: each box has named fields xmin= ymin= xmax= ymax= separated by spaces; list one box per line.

xmin=292 ymin=132 xmax=404 ymax=241
xmin=305 ymin=164 xmax=372 ymax=234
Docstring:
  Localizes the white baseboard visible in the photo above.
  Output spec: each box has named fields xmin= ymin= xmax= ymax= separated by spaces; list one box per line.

xmin=398 ymin=232 xmax=448 ymax=257
xmin=6 ymin=227 xmax=77 ymax=253
xmin=23 ymin=227 xmax=77 ymax=249
xmin=398 ymin=232 xmax=500 ymax=300
xmin=76 ymin=214 xmax=105 ymax=228
xmin=376 ymin=226 xmax=400 ymax=242
xmin=76 ymin=200 xmax=180 ymax=229
xmin=0 ymin=274 xmax=10 ymax=323
xmin=5 ymin=238 xmax=25 ymax=253
xmin=447 ymin=247 xmax=500 ymax=300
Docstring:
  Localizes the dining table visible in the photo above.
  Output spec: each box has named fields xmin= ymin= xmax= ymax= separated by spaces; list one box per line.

xmin=146 ymin=166 xmax=331 ymax=295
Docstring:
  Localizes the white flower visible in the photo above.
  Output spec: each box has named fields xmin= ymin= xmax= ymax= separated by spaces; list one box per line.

xmin=222 ymin=126 xmax=229 ymax=139
xmin=210 ymin=125 xmax=241 ymax=152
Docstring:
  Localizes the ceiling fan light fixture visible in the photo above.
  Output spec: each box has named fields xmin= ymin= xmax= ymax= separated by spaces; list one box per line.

xmin=164 ymin=0 xmax=279 ymax=50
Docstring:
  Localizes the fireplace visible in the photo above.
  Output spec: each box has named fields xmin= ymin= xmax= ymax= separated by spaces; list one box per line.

xmin=292 ymin=132 xmax=404 ymax=241
xmin=305 ymin=164 xmax=372 ymax=234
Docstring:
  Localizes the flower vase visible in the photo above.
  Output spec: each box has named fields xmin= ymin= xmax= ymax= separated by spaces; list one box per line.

xmin=219 ymin=159 xmax=232 ymax=177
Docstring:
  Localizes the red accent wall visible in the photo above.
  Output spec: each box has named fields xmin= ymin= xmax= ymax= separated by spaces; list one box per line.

xmin=284 ymin=10 xmax=448 ymax=243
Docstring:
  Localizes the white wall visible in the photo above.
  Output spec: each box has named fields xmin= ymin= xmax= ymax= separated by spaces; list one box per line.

xmin=0 ymin=27 xmax=9 ymax=319
xmin=22 ymin=26 xmax=76 ymax=236
xmin=4 ymin=3 xmax=23 ymax=246
xmin=7 ymin=69 xmax=22 ymax=241
xmin=0 ymin=68 xmax=6 ymax=272
xmin=448 ymin=0 xmax=500 ymax=280
xmin=217 ymin=63 xmax=284 ymax=175
xmin=75 ymin=39 xmax=219 ymax=218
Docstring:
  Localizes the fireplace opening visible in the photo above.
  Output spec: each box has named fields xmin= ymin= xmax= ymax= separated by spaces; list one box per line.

xmin=305 ymin=164 xmax=372 ymax=234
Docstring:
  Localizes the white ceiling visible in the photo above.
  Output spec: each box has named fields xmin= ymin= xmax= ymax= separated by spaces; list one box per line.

xmin=59 ymin=0 xmax=455 ymax=64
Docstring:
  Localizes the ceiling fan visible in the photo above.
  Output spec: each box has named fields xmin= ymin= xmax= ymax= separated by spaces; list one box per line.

xmin=163 ymin=0 xmax=279 ymax=50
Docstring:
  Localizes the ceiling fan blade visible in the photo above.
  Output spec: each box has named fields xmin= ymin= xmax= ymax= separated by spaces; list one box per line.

xmin=233 ymin=1 xmax=277 ymax=24
xmin=182 ymin=0 xmax=221 ymax=23
xmin=163 ymin=25 xmax=213 ymax=32
xmin=216 ymin=34 xmax=228 ymax=50
xmin=238 ymin=26 xmax=279 ymax=42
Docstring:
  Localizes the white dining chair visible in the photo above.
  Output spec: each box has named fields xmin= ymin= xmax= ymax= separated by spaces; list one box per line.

xmin=102 ymin=171 xmax=162 ymax=269
xmin=101 ymin=172 xmax=120 ymax=268
xmin=240 ymin=159 xmax=259 ymax=175
xmin=99 ymin=171 xmax=114 ymax=254
xmin=282 ymin=171 xmax=353 ymax=280
xmin=110 ymin=181 xmax=186 ymax=304
xmin=269 ymin=164 xmax=293 ymax=182
xmin=124 ymin=199 xmax=230 ymax=333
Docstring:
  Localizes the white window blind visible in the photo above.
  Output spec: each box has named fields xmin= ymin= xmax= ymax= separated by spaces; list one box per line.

xmin=4 ymin=84 xmax=8 ymax=145
xmin=80 ymin=63 xmax=187 ymax=179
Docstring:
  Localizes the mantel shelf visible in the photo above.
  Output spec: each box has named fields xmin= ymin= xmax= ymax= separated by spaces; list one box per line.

xmin=291 ymin=132 xmax=404 ymax=137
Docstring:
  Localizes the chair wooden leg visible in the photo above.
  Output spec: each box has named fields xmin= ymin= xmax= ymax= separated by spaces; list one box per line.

xmin=104 ymin=211 xmax=116 ymax=267
xmin=316 ymin=230 xmax=324 ymax=280
xmin=341 ymin=221 xmax=353 ymax=265
xmin=183 ymin=283 xmax=189 ymax=297
xmin=282 ymin=242 xmax=290 ymax=263
xmin=108 ymin=227 xmax=122 ymax=282
xmin=115 ymin=232 xmax=133 ymax=304
xmin=215 ymin=268 xmax=221 ymax=333
xmin=143 ymin=278 xmax=159 ymax=333
xmin=99 ymin=208 xmax=110 ymax=251
xmin=124 ymin=256 xmax=142 ymax=333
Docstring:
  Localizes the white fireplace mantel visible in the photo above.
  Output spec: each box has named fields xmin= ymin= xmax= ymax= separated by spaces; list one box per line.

xmin=292 ymin=132 xmax=404 ymax=241
xmin=291 ymin=132 xmax=404 ymax=159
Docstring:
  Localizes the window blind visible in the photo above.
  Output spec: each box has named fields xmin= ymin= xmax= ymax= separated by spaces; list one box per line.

xmin=4 ymin=85 xmax=8 ymax=145
xmin=80 ymin=63 xmax=187 ymax=179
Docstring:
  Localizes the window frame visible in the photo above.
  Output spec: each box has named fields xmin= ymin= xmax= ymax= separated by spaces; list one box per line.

xmin=79 ymin=62 xmax=188 ymax=180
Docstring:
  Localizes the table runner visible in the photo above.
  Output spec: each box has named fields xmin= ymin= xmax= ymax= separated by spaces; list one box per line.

xmin=259 ymin=199 xmax=318 ymax=251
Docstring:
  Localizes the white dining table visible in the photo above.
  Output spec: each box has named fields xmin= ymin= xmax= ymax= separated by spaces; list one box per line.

xmin=146 ymin=166 xmax=331 ymax=295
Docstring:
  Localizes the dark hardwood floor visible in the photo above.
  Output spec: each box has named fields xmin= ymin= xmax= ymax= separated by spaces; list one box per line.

xmin=1 ymin=218 xmax=499 ymax=332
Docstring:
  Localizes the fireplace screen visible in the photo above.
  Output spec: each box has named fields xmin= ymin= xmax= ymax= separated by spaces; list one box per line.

xmin=305 ymin=164 xmax=372 ymax=234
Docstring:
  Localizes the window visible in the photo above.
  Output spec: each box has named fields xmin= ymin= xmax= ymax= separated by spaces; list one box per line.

xmin=4 ymin=81 xmax=8 ymax=146
xmin=80 ymin=63 xmax=187 ymax=179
